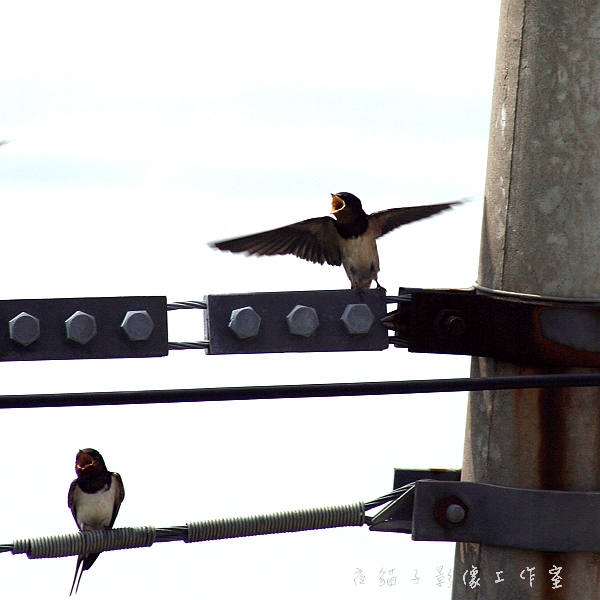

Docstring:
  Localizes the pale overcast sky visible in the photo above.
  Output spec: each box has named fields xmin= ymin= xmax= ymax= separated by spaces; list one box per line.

xmin=0 ymin=2 xmax=499 ymax=598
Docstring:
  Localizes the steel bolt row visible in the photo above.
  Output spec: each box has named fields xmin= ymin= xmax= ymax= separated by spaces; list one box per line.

xmin=228 ymin=303 xmax=376 ymax=340
xmin=7 ymin=310 xmax=155 ymax=347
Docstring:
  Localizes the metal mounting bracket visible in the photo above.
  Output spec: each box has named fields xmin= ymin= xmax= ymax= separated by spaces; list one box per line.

xmin=0 ymin=296 xmax=167 ymax=361
xmin=385 ymin=287 xmax=600 ymax=367
xmin=204 ymin=289 xmax=388 ymax=355
xmin=368 ymin=469 xmax=461 ymax=534
xmin=403 ymin=480 xmax=600 ymax=553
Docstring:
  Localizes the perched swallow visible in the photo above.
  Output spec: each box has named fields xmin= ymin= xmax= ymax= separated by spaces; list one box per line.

xmin=210 ymin=192 xmax=463 ymax=289
xmin=67 ymin=448 xmax=125 ymax=595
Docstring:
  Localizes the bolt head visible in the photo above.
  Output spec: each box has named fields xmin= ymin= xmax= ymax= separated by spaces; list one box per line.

xmin=443 ymin=315 xmax=466 ymax=337
xmin=65 ymin=311 xmax=97 ymax=344
xmin=445 ymin=503 xmax=466 ymax=524
xmin=434 ymin=310 xmax=466 ymax=337
xmin=9 ymin=312 xmax=40 ymax=346
xmin=286 ymin=305 xmax=319 ymax=337
xmin=340 ymin=304 xmax=375 ymax=334
xmin=228 ymin=306 xmax=261 ymax=339
xmin=121 ymin=310 xmax=154 ymax=341
xmin=435 ymin=495 xmax=469 ymax=528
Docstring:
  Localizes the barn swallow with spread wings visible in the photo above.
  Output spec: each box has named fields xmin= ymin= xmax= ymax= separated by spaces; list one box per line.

xmin=67 ymin=449 xmax=125 ymax=595
xmin=210 ymin=192 xmax=464 ymax=289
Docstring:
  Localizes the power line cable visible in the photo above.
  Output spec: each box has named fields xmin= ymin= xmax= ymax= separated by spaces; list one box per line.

xmin=1 ymin=502 xmax=367 ymax=559
xmin=2 ymin=372 xmax=600 ymax=409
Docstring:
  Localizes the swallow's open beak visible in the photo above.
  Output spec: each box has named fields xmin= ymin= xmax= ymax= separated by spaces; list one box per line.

xmin=76 ymin=451 xmax=95 ymax=473
xmin=331 ymin=193 xmax=346 ymax=214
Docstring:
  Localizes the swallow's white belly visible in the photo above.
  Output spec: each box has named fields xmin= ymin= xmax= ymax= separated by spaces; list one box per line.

xmin=73 ymin=479 xmax=118 ymax=531
xmin=339 ymin=226 xmax=380 ymax=289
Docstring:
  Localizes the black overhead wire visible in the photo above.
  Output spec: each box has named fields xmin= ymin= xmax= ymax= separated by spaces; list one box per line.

xmin=2 ymin=373 xmax=600 ymax=409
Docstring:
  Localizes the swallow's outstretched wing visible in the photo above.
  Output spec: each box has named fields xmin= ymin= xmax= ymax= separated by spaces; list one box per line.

xmin=371 ymin=200 xmax=464 ymax=238
xmin=210 ymin=216 xmax=343 ymax=266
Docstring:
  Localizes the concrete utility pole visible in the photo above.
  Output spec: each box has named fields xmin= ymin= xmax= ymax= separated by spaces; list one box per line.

xmin=453 ymin=1 xmax=600 ymax=598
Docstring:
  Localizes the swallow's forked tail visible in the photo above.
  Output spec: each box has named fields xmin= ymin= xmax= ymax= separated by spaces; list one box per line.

xmin=70 ymin=552 xmax=100 ymax=595
xmin=69 ymin=556 xmax=84 ymax=596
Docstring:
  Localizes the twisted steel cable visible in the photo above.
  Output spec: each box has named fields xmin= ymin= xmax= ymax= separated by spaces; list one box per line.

xmin=167 ymin=301 xmax=207 ymax=311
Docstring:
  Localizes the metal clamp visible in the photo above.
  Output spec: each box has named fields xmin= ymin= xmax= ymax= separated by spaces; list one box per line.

xmin=409 ymin=480 xmax=600 ymax=553
xmin=384 ymin=287 xmax=600 ymax=367
xmin=368 ymin=469 xmax=461 ymax=534
xmin=0 ymin=296 xmax=168 ymax=361
xmin=204 ymin=289 xmax=388 ymax=355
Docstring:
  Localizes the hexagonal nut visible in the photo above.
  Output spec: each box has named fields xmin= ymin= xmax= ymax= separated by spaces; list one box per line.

xmin=340 ymin=303 xmax=375 ymax=335
xmin=228 ymin=306 xmax=261 ymax=339
xmin=9 ymin=312 xmax=41 ymax=347
xmin=65 ymin=311 xmax=97 ymax=344
xmin=286 ymin=305 xmax=319 ymax=338
xmin=121 ymin=310 xmax=154 ymax=342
